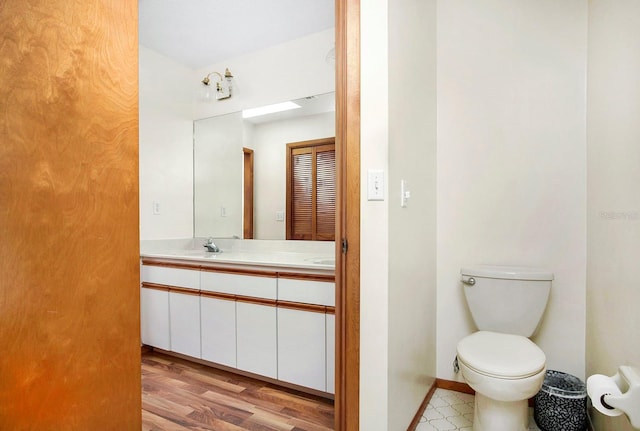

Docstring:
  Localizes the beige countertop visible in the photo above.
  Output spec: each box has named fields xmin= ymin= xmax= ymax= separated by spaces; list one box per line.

xmin=140 ymin=238 xmax=335 ymax=273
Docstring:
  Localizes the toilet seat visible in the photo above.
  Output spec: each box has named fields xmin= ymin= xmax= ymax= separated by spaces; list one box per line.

xmin=457 ymin=331 xmax=546 ymax=379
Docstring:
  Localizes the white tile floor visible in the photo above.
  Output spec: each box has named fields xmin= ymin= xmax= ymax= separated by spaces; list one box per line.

xmin=416 ymin=389 xmax=541 ymax=431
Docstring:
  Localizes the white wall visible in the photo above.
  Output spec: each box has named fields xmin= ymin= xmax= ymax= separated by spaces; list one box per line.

xmin=250 ymin=112 xmax=335 ymax=240
xmin=586 ymin=1 xmax=640 ymax=430
xmin=359 ymin=0 xmax=390 ymax=429
xmin=193 ymin=29 xmax=335 ymax=120
xmin=387 ymin=0 xmax=438 ymax=430
xmin=436 ymin=0 xmax=588 ymax=381
xmin=139 ymin=46 xmax=194 ymax=240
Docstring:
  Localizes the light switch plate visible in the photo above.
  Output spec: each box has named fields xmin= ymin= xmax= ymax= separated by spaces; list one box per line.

xmin=401 ymin=179 xmax=411 ymax=207
xmin=367 ymin=170 xmax=385 ymax=201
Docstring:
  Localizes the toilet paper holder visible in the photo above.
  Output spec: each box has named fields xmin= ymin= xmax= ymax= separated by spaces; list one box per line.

xmin=588 ymin=365 xmax=640 ymax=429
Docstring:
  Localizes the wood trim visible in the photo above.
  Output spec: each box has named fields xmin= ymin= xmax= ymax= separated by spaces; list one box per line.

xmin=243 ymin=147 xmax=254 ymax=239
xmin=277 ymin=301 xmax=328 ymax=313
xmin=234 ymin=295 xmax=277 ymax=307
xmin=335 ymin=0 xmax=361 ymax=429
xmin=285 ymin=139 xmax=294 ymax=240
xmin=407 ymin=381 xmax=438 ymax=431
xmin=326 ymin=306 xmax=336 ymax=315
xmin=436 ymin=378 xmax=475 ymax=395
xmin=199 ymin=291 xmax=236 ymax=301
xmin=141 ymin=282 xmax=171 ymax=292
xmin=141 ymin=259 xmax=202 ymax=271
xmin=287 ymin=137 xmax=336 ymax=150
xmin=142 ymin=260 xmax=278 ymax=278
xmin=142 ymin=260 xmax=333 ymax=280
xmin=168 ymin=286 xmax=200 ymax=296
xmin=277 ymin=272 xmax=335 ymax=282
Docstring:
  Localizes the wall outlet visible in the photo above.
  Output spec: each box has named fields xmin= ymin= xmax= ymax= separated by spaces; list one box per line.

xmin=153 ymin=200 xmax=161 ymax=215
xmin=276 ymin=211 xmax=284 ymax=222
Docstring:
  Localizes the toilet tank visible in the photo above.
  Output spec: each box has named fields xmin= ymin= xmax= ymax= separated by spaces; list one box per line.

xmin=461 ymin=265 xmax=553 ymax=337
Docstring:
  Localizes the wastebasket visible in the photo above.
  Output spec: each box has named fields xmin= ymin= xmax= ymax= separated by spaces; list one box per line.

xmin=534 ymin=370 xmax=587 ymax=431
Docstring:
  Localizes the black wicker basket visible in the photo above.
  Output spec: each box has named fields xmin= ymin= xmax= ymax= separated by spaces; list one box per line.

xmin=534 ymin=370 xmax=587 ymax=431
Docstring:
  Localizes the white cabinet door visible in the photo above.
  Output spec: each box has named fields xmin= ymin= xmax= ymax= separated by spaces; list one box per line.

xmin=201 ymin=295 xmax=236 ymax=367
xmin=140 ymin=287 xmax=170 ymax=350
xmin=236 ymin=302 xmax=277 ymax=378
xmin=277 ymin=307 xmax=327 ymax=391
xmin=169 ymin=291 xmax=201 ymax=358
xmin=326 ymin=313 xmax=335 ymax=394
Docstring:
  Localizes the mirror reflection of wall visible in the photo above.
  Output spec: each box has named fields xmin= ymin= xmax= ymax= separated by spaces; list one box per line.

xmin=194 ymin=112 xmax=244 ymax=238
xmin=194 ymin=92 xmax=335 ymax=240
xmin=138 ymin=2 xmax=335 ymax=242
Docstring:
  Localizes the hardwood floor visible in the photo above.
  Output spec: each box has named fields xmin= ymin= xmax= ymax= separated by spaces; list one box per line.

xmin=142 ymin=350 xmax=335 ymax=431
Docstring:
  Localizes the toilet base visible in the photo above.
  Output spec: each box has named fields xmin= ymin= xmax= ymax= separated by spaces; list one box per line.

xmin=473 ymin=392 xmax=529 ymax=431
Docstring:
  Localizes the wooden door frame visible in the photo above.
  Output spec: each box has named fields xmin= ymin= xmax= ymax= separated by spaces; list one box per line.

xmin=242 ymin=148 xmax=254 ymax=239
xmin=335 ymin=0 xmax=360 ymax=430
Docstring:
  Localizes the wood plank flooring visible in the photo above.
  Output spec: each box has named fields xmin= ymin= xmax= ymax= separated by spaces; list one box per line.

xmin=142 ymin=350 xmax=335 ymax=431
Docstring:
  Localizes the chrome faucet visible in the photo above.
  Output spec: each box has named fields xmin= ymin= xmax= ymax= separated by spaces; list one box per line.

xmin=203 ymin=237 xmax=221 ymax=253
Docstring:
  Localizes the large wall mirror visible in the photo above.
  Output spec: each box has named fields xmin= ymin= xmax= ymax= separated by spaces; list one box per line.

xmin=194 ymin=92 xmax=335 ymax=240
xmin=139 ymin=1 xmax=335 ymax=241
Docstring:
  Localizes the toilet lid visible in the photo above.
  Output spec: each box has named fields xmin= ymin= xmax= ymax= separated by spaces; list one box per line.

xmin=457 ymin=331 xmax=546 ymax=379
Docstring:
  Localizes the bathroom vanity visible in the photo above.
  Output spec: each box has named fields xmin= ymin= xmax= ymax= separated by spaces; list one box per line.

xmin=140 ymin=239 xmax=336 ymax=396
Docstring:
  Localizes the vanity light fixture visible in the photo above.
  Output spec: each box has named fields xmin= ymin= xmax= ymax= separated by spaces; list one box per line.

xmin=242 ymin=101 xmax=301 ymax=119
xmin=201 ymin=68 xmax=233 ymax=100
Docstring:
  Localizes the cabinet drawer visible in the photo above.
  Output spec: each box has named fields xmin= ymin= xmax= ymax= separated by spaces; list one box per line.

xmin=278 ymin=278 xmax=335 ymax=306
xmin=201 ymin=271 xmax=277 ymax=300
xmin=141 ymin=265 xmax=200 ymax=289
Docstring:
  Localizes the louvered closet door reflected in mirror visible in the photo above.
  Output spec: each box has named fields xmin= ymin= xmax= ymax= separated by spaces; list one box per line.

xmin=286 ymin=137 xmax=336 ymax=241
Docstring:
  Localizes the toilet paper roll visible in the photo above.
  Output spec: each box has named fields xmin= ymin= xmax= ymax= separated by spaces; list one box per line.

xmin=587 ymin=374 xmax=624 ymax=417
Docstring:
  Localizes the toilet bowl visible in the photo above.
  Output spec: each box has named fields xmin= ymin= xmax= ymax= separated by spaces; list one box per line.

xmin=457 ymin=331 xmax=547 ymax=431
xmin=457 ymin=265 xmax=553 ymax=431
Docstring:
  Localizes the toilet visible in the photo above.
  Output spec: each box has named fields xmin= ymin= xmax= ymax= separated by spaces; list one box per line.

xmin=456 ymin=265 xmax=553 ymax=431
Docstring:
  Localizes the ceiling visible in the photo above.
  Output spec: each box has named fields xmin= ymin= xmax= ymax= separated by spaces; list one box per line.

xmin=139 ymin=0 xmax=335 ymax=69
